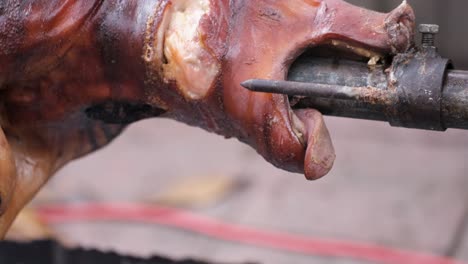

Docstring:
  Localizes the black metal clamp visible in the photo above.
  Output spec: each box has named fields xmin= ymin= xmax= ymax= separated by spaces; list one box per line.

xmin=388 ymin=47 xmax=451 ymax=130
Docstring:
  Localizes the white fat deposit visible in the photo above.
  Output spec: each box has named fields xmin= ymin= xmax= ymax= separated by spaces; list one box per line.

xmin=163 ymin=0 xmax=219 ymax=100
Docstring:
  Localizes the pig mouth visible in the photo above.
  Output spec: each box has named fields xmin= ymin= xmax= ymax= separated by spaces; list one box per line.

xmin=285 ymin=40 xmax=393 ymax=140
xmin=294 ymin=40 xmax=388 ymax=66
xmin=277 ymin=38 xmax=406 ymax=179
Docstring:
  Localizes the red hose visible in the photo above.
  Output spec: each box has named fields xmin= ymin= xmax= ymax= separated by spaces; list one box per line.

xmin=37 ymin=203 xmax=465 ymax=264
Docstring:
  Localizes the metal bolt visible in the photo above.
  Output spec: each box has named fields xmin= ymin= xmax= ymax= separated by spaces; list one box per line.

xmin=419 ymin=24 xmax=439 ymax=47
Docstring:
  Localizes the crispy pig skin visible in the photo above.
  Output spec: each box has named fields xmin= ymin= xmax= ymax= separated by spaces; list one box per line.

xmin=0 ymin=0 xmax=415 ymax=236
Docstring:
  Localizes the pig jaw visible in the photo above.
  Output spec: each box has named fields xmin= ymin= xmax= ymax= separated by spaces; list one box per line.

xmin=220 ymin=0 xmax=415 ymax=178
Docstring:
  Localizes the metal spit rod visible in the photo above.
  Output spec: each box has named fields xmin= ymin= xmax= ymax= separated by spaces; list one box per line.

xmin=241 ymin=25 xmax=468 ymax=131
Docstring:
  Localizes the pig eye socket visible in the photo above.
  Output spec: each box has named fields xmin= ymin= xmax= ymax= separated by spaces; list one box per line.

xmin=85 ymin=101 xmax=167 ymax=124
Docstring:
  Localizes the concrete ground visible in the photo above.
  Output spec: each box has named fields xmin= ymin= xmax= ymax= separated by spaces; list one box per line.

xmin=25 ymin=116 xmax=468 ymax=263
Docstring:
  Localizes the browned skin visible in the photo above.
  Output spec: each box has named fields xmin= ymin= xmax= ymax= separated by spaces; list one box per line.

xmin=0 ymin=0 xmax=415 ymax=236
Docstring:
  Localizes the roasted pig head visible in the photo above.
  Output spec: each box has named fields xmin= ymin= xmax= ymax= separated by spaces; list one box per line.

xmin=0 ymin=0 xmax=415 ymax=237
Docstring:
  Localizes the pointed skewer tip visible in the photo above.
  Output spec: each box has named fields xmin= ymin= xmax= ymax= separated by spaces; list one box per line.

xmin=241 ymin=79 xmax=255 ymax=90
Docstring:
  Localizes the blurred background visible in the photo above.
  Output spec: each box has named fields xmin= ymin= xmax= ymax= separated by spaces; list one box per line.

xmin=5 ymin=1 xmax=468 ymax=263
